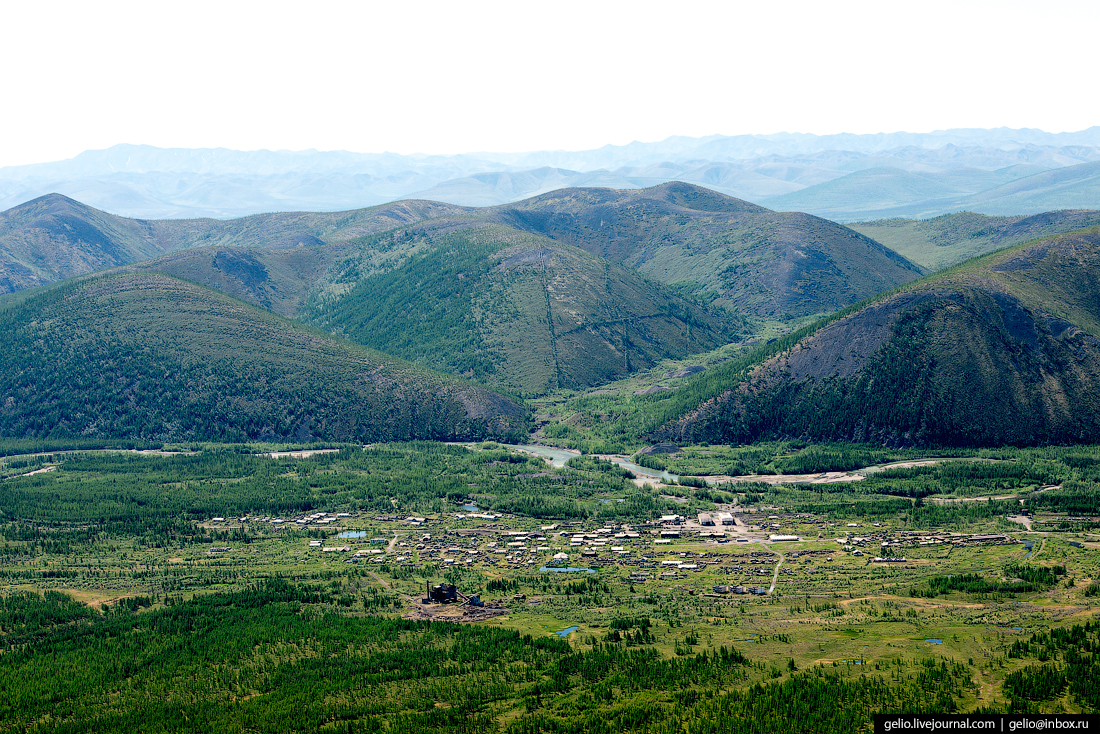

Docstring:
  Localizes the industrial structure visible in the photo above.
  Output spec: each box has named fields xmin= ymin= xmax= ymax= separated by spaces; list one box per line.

xmin=423 ymin=582 xmax=483 ymax=607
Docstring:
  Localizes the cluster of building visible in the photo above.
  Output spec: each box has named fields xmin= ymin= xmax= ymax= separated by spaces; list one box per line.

xmin=837 ymin=531 xmax=1019 ymax=554
xmin=208 ymin=511 xmax=357 ymax=527
xmin=711 ymin=585 xmax=768 ymax=595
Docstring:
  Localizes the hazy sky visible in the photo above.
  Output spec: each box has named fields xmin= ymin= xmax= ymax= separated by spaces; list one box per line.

xmin=3 ymin=0 xmax=1097 ymax=167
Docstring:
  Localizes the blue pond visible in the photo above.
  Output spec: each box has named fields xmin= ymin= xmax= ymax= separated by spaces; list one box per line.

xmin=336 ymin=531 xmax=367 ymax=538
xmin=596 ymin=498 xmax=625 ymax=504
xmin=555 ymin=626 xmax=580 ymax=638
xmin=926 ymin=639 xmax=944 ymax=644
xmin=462 ymin=504 xmax=479 ymax=511
xmin=539 ymin=566 xmax=595 ymax=573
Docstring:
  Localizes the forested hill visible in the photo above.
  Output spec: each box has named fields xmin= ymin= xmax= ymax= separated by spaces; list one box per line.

xmin=652 ymin=227 xmax=1100 ymax=447
xmin=0 ymin=273 xmax=526 ymax=442
xmin=1 ymin=185 xmax=932 ymax=398
xmin=0 ymin=194 xmax=172 ymax=292
xmin=850 ymin=209 xmax=1100 ymax=271
xmin=301 ymin=224 xmax=743 ymax=396
xmin=4 ymin=185 xmax=925 ymax=324
xmin=486 ymin=182 xmax=926 ymax=318
xmin=0 ymin=194 xmax=465 ymax=294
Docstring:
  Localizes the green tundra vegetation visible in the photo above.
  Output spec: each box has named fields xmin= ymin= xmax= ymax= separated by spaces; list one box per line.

xmin=0 ymin=580 xmax=980 ymax=734
xmin=516 ymin=226 xmax=1100 ymax=453
xmin=0 ymin=193 xmax=465 ymax=293
xmin=0 ymin=184 xmax=930 ymax=397
xmin=486 ymin=182 xmax=926 ymax=319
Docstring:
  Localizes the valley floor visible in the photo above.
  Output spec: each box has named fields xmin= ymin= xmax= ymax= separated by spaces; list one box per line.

xmin=1 ymin=440 xmax=1099 ymax=731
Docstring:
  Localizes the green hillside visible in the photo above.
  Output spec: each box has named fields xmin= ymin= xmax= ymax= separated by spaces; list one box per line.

xmin=0 ymin=273 xmax=526 ymax=442
xmin=3 ymin=185 xmax=933 ymax=399
xmin=0 ymin=194 xmax=173 ymax=292
xmin=303 ymin=224 xmax=742 ymax=396
xmin=131 ymin=244 xmax=345 ymax=318
xmin=126 ymin=182 xmax=926 ymax=324
xmin=851 ymin=210 xmax=1100 ymax=270
xmin=0 ymin=194 xmax=463 ymax=294
xmin=6 ymin=185 xmax=926 ymax=325
xmin=651 ymin=227 xmax=1100 ymax=447
xmin=489 ymin=182 xmax=926 ymax=319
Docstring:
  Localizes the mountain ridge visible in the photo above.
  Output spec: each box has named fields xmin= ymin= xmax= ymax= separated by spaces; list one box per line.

xmin=0 ymin=184 xmax=928 ymax=396
xmin=0 ymin=193 xmax=467 ymax=293
xmin=4 ymin=129 xmax=1099 ymax=219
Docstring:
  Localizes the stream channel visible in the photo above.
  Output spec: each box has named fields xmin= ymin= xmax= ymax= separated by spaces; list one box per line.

xmin=503 ymin=445 xmax=679 ymax=483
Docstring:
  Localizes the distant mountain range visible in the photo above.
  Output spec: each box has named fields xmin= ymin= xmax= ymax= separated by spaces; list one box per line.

xmin=2 ymin=128 xmax=1099 ymax=219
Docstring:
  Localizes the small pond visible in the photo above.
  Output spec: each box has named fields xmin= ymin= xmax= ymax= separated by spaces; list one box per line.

xmin=336 ymin=531 xmax=367 ymax=538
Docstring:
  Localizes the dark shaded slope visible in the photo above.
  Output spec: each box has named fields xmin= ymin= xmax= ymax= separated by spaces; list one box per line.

xmin=0 ymin=273 xmax=526 ymax=442
xmin=0 ymin=194 xmax=172 ymax=292
xmin=653 ymin=229 xmax=1100 ymax=447
xmin=304 ymin=224 xmax=742 ymax=396
xmin=487 ymin=182 xmax=925 ymax=319
xmin=0 ymin=194 xmax=466 ymax=294
xmin=132 ymin=245 xmax=342 ymax=318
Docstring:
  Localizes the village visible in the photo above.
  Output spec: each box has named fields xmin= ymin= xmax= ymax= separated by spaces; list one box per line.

xmin=203 ymin=504 xmax=1028 ymax=605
